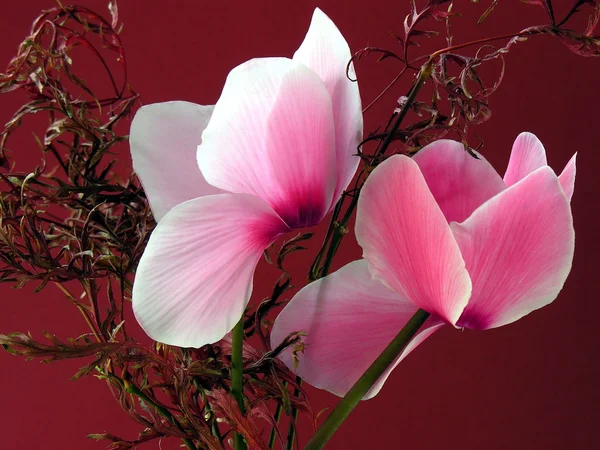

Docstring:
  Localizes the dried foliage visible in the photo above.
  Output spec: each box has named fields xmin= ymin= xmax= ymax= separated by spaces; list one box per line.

xmin=0 ymin=1 xmax=597 ymax=449
xmin=0 ymin=2 xmax=310 ymax=449
xmin=352 ymin=0 xmax=600 ymax=156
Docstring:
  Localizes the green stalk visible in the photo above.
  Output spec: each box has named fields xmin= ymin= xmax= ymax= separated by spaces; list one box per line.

xmin=300 ymin=63 xmax=435 ymax=450
xmin=272 ymin=61 xmax=436 ymax=450
xmin=304 ymin=309 xmax=430 ymax=450
xmin=286 ymin=408 xmax=299 ymax=450
xmin=285 ymin=377 xmax=302 ymax=450
xmin=231 ymin=316 xmax=248 ymax=450
xmin=319 ymin=223 xmax=347 ymax=279
xmin=376 ymin=61 xmax=433 ymax=159
xmin=268 ymin=402 xmax=283 ymax=449
xmin=309 ymin=199 xmax=344 ymax=281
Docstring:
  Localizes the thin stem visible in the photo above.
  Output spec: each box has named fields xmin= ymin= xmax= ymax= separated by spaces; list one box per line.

xmin=309 ymin=199 xmax=344 ymax=281
xmin=231 ymin=316 xmax=248 ymax=450
xmin=319 ymin=224 xmax=347 ymax=278
xmin=285 ymin=378 xmax=302 ymax=450
xmin=556 ymin=1 xmax=585 ymax=28
xmin=362 ymin=66 xmax=410 ymax=113
xmin=304 ymin=309 xmax=430 ymax=450
xmin=268 ymin=402 xmax=283 ymax=449
xmin=546 ymin=0 xmax=556 ymax=26
xmin=54 ymin=282 xmax=102 ymax=342
xmin=285 ymin=409 xmax=299 ymax=450
xmin=410 ymin=30 xmax=542 ymax=66
xmin=377 ymin=62 xmax=433 ymax=158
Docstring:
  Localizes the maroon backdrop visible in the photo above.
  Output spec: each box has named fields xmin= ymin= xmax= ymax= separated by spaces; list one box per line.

xmin=1 ymin=1 xmax=599 ymax=449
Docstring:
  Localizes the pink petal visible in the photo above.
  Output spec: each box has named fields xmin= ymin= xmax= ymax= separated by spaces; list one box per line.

xmin=293 ymin=8 xmax=363 ymax=204
xmin=454 ymin=167 xmax=575 ymax=330
xmin=271 ymin=260 xmax=443 ymax=399
xmin=132 ymin=194 xmax=289 ymax=347
xmin=503 ymin=132 xmax=547 ymax=187
xmin=558 ymin=153 xmax=577 ymax=202
xmin=412 ymin=140 xmax=506 ymax=223
xmin=355 ymin=155 xmax=472 ymax=325
xmin=129 ymin=101 xmax=224 ymax=222
xmin=197 ymin=58 xmax=337 ymax=229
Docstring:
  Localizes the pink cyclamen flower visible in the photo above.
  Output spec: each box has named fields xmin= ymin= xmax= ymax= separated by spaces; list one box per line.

xmin=129 ymin=9 xmax=362 ymax=348
xmin=271 ymin=132 xmax=576 ymax=398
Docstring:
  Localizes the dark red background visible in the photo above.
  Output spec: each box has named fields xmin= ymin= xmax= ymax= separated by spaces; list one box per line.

xmin=1 ymin=1 xmax=599 ymax=449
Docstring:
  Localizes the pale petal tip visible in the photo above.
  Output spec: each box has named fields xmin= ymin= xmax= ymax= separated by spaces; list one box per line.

xmin=516 ymin=131 xmax=539 ymax=140
xmin=312 ymin=7 xmax=331 ymax=23
xmin=565 ymin=151 xmax=577 ymax=170
xmin=514 ymin=131 xmax=544 ymax=151
xmin=558 ymin=152 xmax=577 ymax=202
xmin=305 ymin=6 xmax=348 ymax=50
xmin=504 ymin=131 xmax=548 ymax=187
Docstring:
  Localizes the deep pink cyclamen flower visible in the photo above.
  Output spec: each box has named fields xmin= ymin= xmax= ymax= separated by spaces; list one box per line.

xmin=271 ymin=133 xmax=576 ymax=398
xmin=129 ymin=9 xmax=362 ymax=348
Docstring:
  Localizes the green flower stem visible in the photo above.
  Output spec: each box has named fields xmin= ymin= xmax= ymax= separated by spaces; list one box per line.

xmin=319 ymin=223 xmax=348 ymax=279
xmin=285 ymin=377 xmax=302 ymax=450
xmin=273 ymin=61 xmax=435 ymax=450
xmin=286 ymin=409 xmax=299 ymax=450
xmin=267 ymin=379 xmax=303 ymax=450
xmin=376 ymin=62 xmax=433 ymax=159
xmin=304 ymin=309 xmax=430 ymax=450
xmin=231 ymin=316 xmax=248 ymax=450
xmin=309 ymin=200 xmax=344 ymax=281
xmin=268 ymin=401 xmax=283 ymax=449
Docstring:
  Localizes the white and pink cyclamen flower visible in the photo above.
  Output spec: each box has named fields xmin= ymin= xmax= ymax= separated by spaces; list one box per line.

xmin=129 ymin=9 xmax=362 ymax=347
xmin=271 ymin=133 xmax=576 ymax=399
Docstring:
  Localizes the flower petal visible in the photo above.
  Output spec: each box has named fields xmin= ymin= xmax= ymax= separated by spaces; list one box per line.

xmin=355 ymin=155 xmax=472 ymax=325
xmin=271 ymin=260 xmax=443 ymax=399
xmin=197 ymin=58 xmax=336 ymax=229
xmin=293 ymin=8 xmax=363 ymax=204
xmin=412 ymin=140 xmax=506 ymax=223
xmin=558 ymin=153 xmax=577 ymax=202
xmin=132 ymin=194 xmax=289 ymax=347
xmin=454 ymin=167 xmax=574 ymax=330
xmin=129 ymin=101 xmax=224 ymax=222
xmin=503 ymin=132 xmax=547 ymax=187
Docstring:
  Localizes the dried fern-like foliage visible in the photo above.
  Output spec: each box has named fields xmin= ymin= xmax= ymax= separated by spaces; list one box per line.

xmin=0 ymin=3 xmax=310 ymax=449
